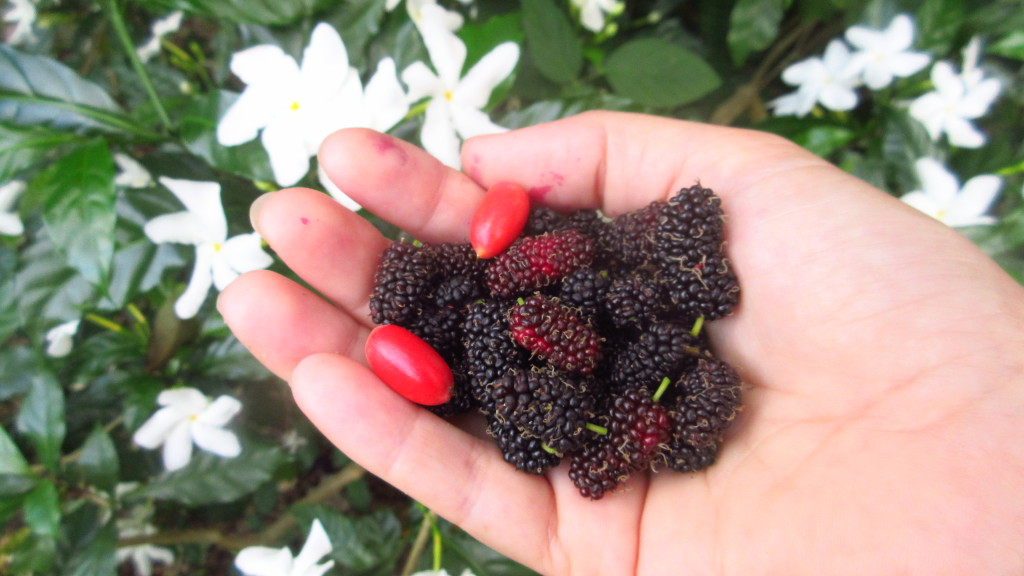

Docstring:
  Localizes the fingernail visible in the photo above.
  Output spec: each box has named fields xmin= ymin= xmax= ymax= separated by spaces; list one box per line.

xmin=250 ymin=193 xmax=272 ymax=234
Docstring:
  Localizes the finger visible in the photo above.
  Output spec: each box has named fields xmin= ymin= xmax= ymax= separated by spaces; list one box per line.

xmin=217 ymin=270 xmax=366 ymax=381
xmin=317 ymin=128 xmax=485 ymax=244
xmin=251 ymin=187 xmax=386 ymax=321
xmin=290 ymin=352 xmax=562 ymax=573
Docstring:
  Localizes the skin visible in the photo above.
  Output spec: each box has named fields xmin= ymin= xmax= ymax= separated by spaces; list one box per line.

xmin=219 ymin=111 xmax=1024 ymax=575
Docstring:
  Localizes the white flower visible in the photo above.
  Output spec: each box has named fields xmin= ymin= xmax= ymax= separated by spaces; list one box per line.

xmin=3 ymin=0 xmax=37 ymax=45
xmin=136 ymin=10 xmax=184 ymax=63
xmin=387 ymin=0 xmax=464 ymax=31
xmin=0 ymin=180 xmax=26 ymax=236
xmin=218 ymin=23 xmax=407 ymax=187
xmin=133 ymin=387 xmax=243 ymax=471
xmin=845 ymin=14 xmax=930 ymax=90
xmin=144 ymin=177 xmax=273 ymax=319
xmin=900 ymin=157 xmax=1002 ymax=227
xmin=402 ymin=4 xmax=519 ymax=168
xmin=113 ymin=153 xmax=154 ymax=189
xmin=235 ymin=519 xmax=334 ymax=576
xmin=571 ymin=0 xmax=624 ymax=33
xmin=411 ymin=570 xmax=477 ymax=576
xmin=770 ymin=39 xmax=861 ymax=117
xmin=908 ymin=40 xmax=1001 ymax=149
xmin=116 ymin=522 xmax=175 ymax=576
xmin=45 ymin=319 xmax=80 ymax=358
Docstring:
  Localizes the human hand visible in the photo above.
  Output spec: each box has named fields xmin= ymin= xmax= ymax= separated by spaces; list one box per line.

xmin=219 ymin=111 xmax=1024 ymax=575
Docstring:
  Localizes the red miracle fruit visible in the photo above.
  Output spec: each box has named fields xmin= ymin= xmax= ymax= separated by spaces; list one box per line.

xmin=365 ymin=324 xmax=454 ymax=406
xmin=470 ymin=181 xmax=530 ymax=259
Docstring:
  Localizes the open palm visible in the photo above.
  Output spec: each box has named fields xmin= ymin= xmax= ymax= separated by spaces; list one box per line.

xmin=219 ymin=112 xmax=1024 ymax=575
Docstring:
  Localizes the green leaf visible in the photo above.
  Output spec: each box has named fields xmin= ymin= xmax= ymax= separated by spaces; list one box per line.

xmin=155 ymin=0 xmax=337 ymax=25
xmin=79 ymin=427 xmax=119 ymax=493
xmin=32 ymin=141 xmax=117 ymax=286
xmin=323 ymin=0 xmax=387 ymax=70
xmin=9 ymin=234 xmax=97 ymax=335
xmin=178 ymin=90 xmax=275 ymax=183
xmin=0 ymin=124 xmax=81 ymax=182
xmin=989 ymin=30 xmax=1024 ymax=60
xmin=606 ymin=38 xmax=722 ymax=108
xmin=728 ymin=0 xmax=787 ymax=66
xmin=15 ymin=374 xmax=65 ymax=472
xmin=135 ymin=444 xmax=286 ymax=506
xmin=521 ymin=0 xmax=582 ymax=84
xmin=62 ymin=505 xmax=119 ymax=576
xmin=293 ymin=505 xmax=404 ymax=574
xmin=24 ymin=479 xmax=61 ymax=538
xmin=916 ymin=0 xmax=967 ymax=54
xmin=0 ymin=423 xmax=30 ymax=475
xmin=0 ymin=45 xmax=134 ymax=134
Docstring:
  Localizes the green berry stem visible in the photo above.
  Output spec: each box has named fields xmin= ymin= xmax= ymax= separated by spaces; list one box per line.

xmin=690 ymin=315 xmax=705 ymax=337
xmin=652 ymin=376 xmax=672 ymax=403
xmin=541 ymin=442 xmax=558 ymax=455
xmin=683 ymin=345 xmax=703 ymax=356
xmin=585 ymin=422 xmax=609 ymax=435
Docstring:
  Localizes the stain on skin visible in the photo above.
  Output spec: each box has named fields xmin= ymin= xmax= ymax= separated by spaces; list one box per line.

xmin=300 ymin=217 xmax=310 ymax=225
xmin=528 ymin=185 xmax=552 ymax=200
xmin=374 ymin=133 xmax=408 ymax=166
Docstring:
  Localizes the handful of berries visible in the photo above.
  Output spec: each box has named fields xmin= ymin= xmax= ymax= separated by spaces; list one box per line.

xmin=367 ymin=183 xmax=742 ymax=499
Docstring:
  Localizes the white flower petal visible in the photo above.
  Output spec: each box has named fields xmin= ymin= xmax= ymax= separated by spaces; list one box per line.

xmin=900 ymin=191 xmax=940 ymax=219
xmin=175 ymin=244 xmax=216 ymax=319
xmin=216 ymin=233 xmax=274 ymax=289
xmin=365 ymin=58 xmax=410 ymax=133
xmin=144 ymin=212 xmax=210 ymax=246
xmin=217 ymin=86 xmax=285 ymax=147
xmin=455 ymin=42 xmax=519 ymax=110
xmin=235 ymin=547 xmax=295 ymax=576
xmin=579 ymin=1 xmax=606 ymax=32
xmin=198 ymin=395 xmax=243 ymax=426
xmin=0 ymin=180 xmax=26 ymax=212
xmin=886 ymin=14 xmax=916 ymax=51
xmin=0 ymin=213 xmax=24 ymax=236
xmin=44 ymin=319 xmax=79 ymax=357
xmin=114 ymin=153 xmax=154 ymax=188
xmin=420 ymin=100 xmax=462 ymax=169
xmin=230 ymin=45 xmax=300 ymax=89
xmin=958 ymin=78 xmax=1001 ymax=119
xmin=133 ymin=406 xmax=185 ymax=449
xmin=162 ymin=419 xmax=195 ymax=471
xmin=402 ymin=61 xmax=442 ymax=103
xmin=915 ymin=157 xmax=959 ymax=206
xmin=451 ymin=105 xmax=506 ymax=140
xmin=157 ymin=387 xmax=210 ymax=411
xmin=158 ymin=177 xmax=227 ymax=243
xmin=292 ymin=519 xmax=334 ymax=576
xmin=888 ymin=52 xmax=930 ymax=78
xmin=299 ymin=23 xmax=350 ymax=99
xmin=261 ymin=118 xmax=313 ymax=186
xmin=191 ymin=424 xmax=241 ymax=458
xmin=418 ymin=5 xmax=468 ymax=87
xmin=943 ymin=116 xmax=986 ymax=148
xmin=818 ymin=84 xmax=858 ymax=111
xmin=946 ymin=174 xmax=1002 ymax=226
xmin=930 ymin=61 xmax=963 ymax=98
xmin=781 ymin=57 xmax=820 ymax=86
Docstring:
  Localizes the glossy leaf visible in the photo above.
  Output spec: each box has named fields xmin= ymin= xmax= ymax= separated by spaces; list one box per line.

xmin=15 ymin=374 xmax=66 ymax=472
xmin=135 ymin=444 xmax=286 ymax=506
xmin=9 ymin=235 xmax=97 ymax=335
xmin=915 ymin=0 xmax=967 ymax=54
xmin=32 ymin=141 xmax=117 ymax=287
xmin=293 ymin=504 xmax=404 ymax=574
xmin=728 ymin=0 xmax=787 ymax=65
xmin=0 ymin=426 xmax=30 ymax=475
xmin=152 ymin=0 xmax=337 ymax=26
xmin=0 ymin=124 xmax=81 ymax=182
xmin=0 ymin=45 xmax=132 ymax=134
xmin=522 ymin=0 xmax=582 ymax=84
xmin=79 ymin=426 xmax=120 ymax=493
xmin=606 ymin=38 xmax=722 ymax=108
xmin=24 ymin=479 xmax=61 ymax=538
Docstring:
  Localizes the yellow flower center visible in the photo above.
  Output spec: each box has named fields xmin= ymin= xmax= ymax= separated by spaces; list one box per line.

xmin=444 ymin=90 xmax=454 ymax=101
xmin=189 ymin=414 xmax=199 ymax=422
xmin=213 ymin=243 xmax=222 ymax=252
xmin=290 ymin=101 xmax=300 ymax=111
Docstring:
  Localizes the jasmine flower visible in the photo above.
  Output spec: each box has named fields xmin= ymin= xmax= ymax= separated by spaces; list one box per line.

xmin=113 ymin=153 xmax=154 ymax=189
xmin=845 ymin=14 xmax=930 ymax=90
xmin=901 ymin=157 xmax=1002 ymax=227
xmin=144 ymin=177 xmax=273 ymax=319
xmin=44 ymin=319 xmax=80 ymax=358
xmin=571 ymin=0 xmax=624 ymax=33
xmin=235 ymin=519 xmax=334 ymax=576
xmin=133 ymin=387 xmax=242 ymax=472
xmin=770 ymin=39 xmax=861 ymax=117
xmin=3 ymin=0 xmax=37 ymax=45
xmin=0 ymin=180 xmax=26 ymax=236
xmin=401 ymin=4 xmax=519 ymax=168
xmin=136 ymin=10 xmax=184 ymax=63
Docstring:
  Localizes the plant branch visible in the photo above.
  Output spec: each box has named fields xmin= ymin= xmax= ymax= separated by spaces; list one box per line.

xmin=102 ymin=0 xmax=172 ymax=132
xmin=400 ymin=509 xmax=434 ymax=576
xmin=117 ymin=462 xmax=366 ymax=551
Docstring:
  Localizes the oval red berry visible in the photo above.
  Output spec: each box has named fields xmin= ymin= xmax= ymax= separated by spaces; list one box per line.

xmin=365 ymin=325 xmax=454 ymax=406
xmin=470 ymin=181 xmax=530 ymax=259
